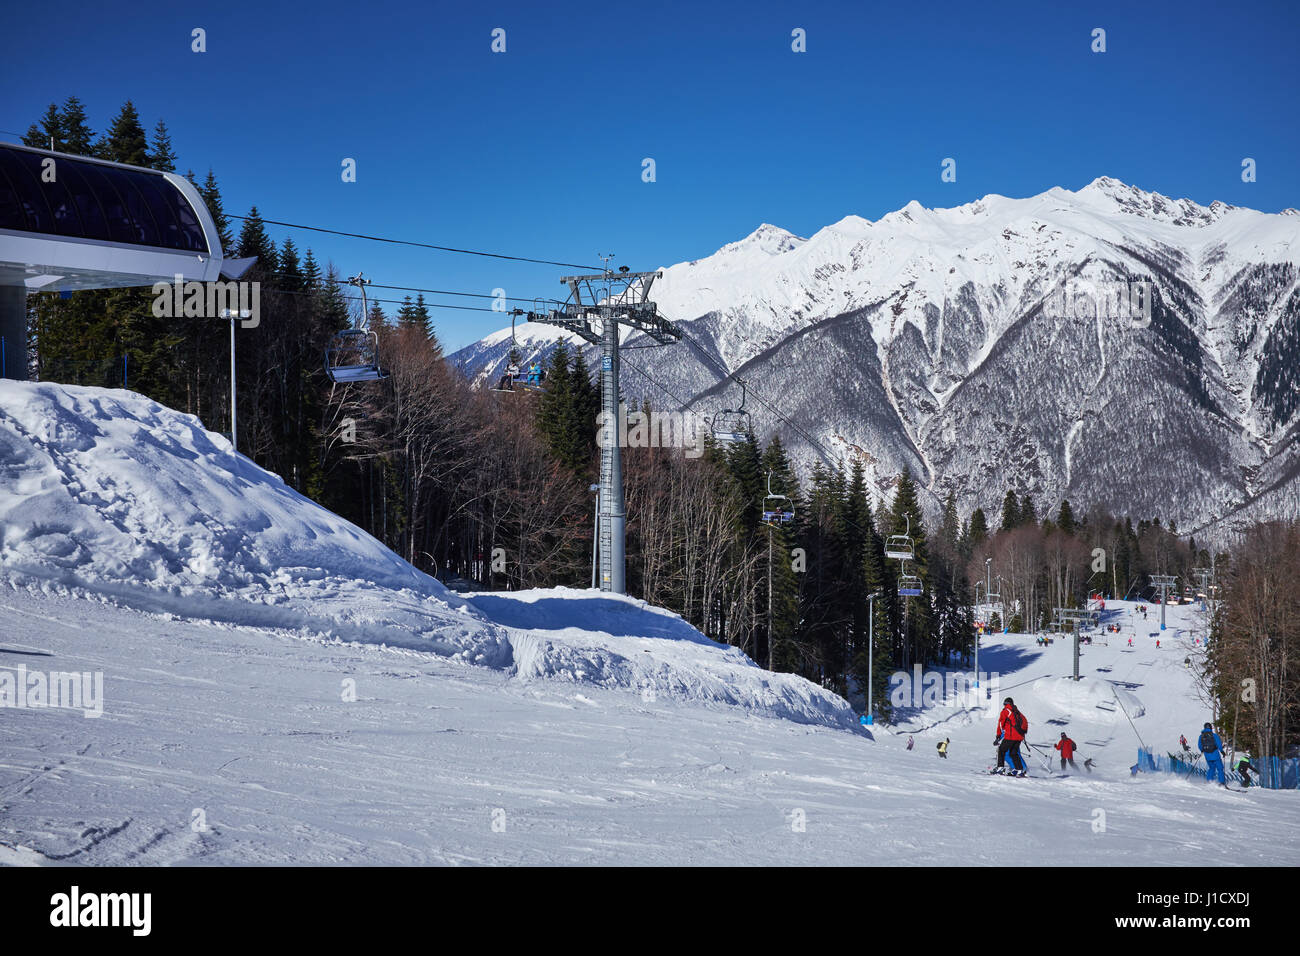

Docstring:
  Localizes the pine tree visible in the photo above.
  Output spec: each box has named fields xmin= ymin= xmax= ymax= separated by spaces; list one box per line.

xmin=941 ymin=492 xmax=960 ymax=554
xmin=58 ymin=97 xmax=94 ymax=155
xmin=1058 ymin=499 xmax=1076 ymax=536
xmin=100 ymin=101 xmax=149 ymax=166
xmin=1020 ymin=495 xmax=1039 ymax=528
xmin=568 ymin=349 xmax=598 ymax=466
xmin=413 ymin=294 xmax=434 ymax=342
xmin=1000 ymin=490 xmax=1020 ymax=533
xmin=198 ymin=170 xmax=234 ymax=251
xmin=235 ymin=207 xmax=279 ymax=279
xmin=149 ymin=119 xmax=177 ymax=171
xmin=396 ymin=296 xmax=418 ymax=329
xmin=22 ymin=104 xmax=61 ymax=150
xmin=969 ymin=507 xmax=989 ymax=548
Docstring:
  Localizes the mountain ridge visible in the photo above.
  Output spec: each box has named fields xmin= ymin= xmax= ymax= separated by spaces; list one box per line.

xmin=451 ymin=179 xmax=1300 ymax=538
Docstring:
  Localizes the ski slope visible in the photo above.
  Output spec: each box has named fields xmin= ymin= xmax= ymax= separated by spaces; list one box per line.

xmin=2 ymin=589 xmax=1296 ymax=866
xmin=1 ymin=381 xmax=1297 ymax=865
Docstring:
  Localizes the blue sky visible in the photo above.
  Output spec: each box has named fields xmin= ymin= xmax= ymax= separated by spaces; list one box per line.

xmin=3 ymin=0 xmax=1298 ymax=350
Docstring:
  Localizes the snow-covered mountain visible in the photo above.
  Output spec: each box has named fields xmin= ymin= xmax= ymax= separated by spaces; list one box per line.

xmin=451 ymin=179 xmax=1300 ymax=534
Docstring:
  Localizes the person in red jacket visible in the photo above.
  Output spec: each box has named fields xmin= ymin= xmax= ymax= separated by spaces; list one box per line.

xmin=1055 ymin=732 xmax=1078 ymax=770
xmin=995 ymin=697 xmax=1028 ymax=776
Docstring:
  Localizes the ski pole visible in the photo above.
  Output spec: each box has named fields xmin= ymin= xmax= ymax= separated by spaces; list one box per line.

xmin=1023 ymin=741 xmax=1052 ymax=773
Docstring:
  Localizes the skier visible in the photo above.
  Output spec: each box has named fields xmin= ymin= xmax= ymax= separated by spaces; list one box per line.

xmin=1179 ymin=734 xmax=1190 ymax=754
xmin=1235 ymin=754 xmax=1259 ymax=788
xmin=906 ymin=735 xmax=914 ymax=751
xmin=994 ymin=697 xmax=1028 ymax=776
xmin=1198 ymin=722 xmax=1226 ymax=786
xmin=1054 ymin=732 xmax=1078 ymax=770
xmin=1084 ymin=757 xmax=1095 ymax=773
xmin=937 ymin=738 xmax=949 ymax=759
xmin=1128 ymin=637 xmax=1133 ymax=647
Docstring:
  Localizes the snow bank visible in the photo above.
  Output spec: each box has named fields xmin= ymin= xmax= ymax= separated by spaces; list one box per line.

xmin=0 ymin=382 xmax=429 ymax=594
xmin=0 ymin=382 xmax=853 ymax=728
xmin=468 ymin=588 xmax=858 ymax=728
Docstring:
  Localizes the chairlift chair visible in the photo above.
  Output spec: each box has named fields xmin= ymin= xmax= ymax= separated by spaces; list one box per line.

xmin=325 ymin=273 xmax=389 ymax=383
xmin=490 ymin=309 xmax=546 ymax=392
xmin=762 ymin=471 xmax=795 ymax=525
xmin=884 ymin=514 xmax=916 ymax=561
xmin=712 ymin=380 xmax=753 ymax=444
xmin=898 ymin=572 xmax=923 ymax=597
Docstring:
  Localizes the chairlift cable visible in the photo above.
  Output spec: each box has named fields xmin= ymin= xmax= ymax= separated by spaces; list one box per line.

xmin=225 ymin=213 xmax=602 ymax=271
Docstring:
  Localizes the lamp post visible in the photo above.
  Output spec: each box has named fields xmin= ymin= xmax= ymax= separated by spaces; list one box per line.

xmin=866 ymin=591 xmax=881 ymax=724
xmin=220 ymin=309 xmax=249 ymax=454
xmin=980 ymin=557 xmax=991 ymax=686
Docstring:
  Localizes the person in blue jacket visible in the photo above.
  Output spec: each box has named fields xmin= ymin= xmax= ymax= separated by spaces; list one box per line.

xmin=1197 ymin=722 xmax=1225 ymax=785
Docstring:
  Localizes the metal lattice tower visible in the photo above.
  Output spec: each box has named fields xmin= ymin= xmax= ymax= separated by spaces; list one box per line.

xmin=1054 ymin=606 xmax=1099 ymax=680
xmin=528 ymin=263 xmax=681 ymax=593
xmin=1192 ymin=564 xmax=1217 ymax=644
xmin=1150 ymin=574 xmax=1177 ymax=631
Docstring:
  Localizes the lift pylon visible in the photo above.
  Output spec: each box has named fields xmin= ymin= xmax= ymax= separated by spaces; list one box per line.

xmin=1150 ymin=574 xmax=1177 ymax=631
xmin=528 ymin=262 xmax=681 ymax=594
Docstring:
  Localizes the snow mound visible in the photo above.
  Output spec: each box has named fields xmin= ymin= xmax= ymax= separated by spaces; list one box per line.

xmin=0 ymin=382 xmax=431 ymax=595
xmin=468 ymin=588 xmax=857 ymax=728
xmin=0 ymin=381 xmax=853 ymax=728
xmin=1031 ymin=675 xmax=1146 ymax=722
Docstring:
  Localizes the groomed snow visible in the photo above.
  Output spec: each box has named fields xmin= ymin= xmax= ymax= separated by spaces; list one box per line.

xmin=2 ymin=588 xmax=1297 ymax=866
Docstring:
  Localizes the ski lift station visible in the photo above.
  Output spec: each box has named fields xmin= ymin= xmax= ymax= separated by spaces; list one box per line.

xmin=0 ymin=142 xmax=238 ymax=379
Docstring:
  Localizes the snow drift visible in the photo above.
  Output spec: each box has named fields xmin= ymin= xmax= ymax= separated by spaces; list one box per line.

xmin=0 ymin=381 xmax=853 ymax=727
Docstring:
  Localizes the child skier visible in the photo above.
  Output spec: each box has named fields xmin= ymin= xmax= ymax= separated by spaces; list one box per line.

xmin=1235 ymin=754 xmax=1259 ymax=788
xmin=1054 ymin=732 xmax=1078 ymax=770
xmin=937 ymin=738 xmax=949 ymax=758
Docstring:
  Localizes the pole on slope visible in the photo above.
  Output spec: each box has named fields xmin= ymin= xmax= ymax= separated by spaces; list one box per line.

xmin=227 ymin=310 xmax=237 ymax=454
xmin=1151 ymin=574 xmax=1176 ymax=632
xmin=866 ymin=591 xmax=880 ymax=724
xmin=980 ymin=557 xmax=991 ymax=687
xmin=767 ymin=520 xmax=773 ymax=670
xmin=221 ymin=308 xmax=252 ymax=456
